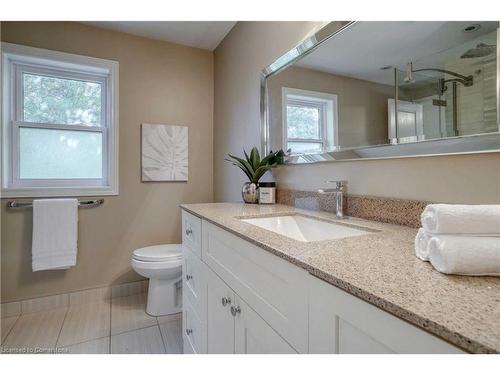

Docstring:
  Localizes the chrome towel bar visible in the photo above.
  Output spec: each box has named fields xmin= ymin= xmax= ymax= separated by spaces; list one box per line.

xmin=6 ymin=199 xmax=104 ymax=209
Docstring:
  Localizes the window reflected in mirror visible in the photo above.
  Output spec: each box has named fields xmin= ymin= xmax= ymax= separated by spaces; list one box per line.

xmin=283 ymin=88 xmax=338 ymax=154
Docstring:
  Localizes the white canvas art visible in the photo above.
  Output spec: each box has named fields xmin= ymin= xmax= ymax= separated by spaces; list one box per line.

xmin=141 ymin=124 xmax=188 ymax=181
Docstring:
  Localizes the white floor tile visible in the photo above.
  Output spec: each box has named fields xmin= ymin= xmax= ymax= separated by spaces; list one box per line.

xmin=57 ymin=301 xmax=111 ymax=347
xmin=21 ymin=294 xmax=68 ymax=314
xmin=1 ymin=301 xmax=21 ymax=318
xmin=156 ymin=312 xmax=182 ymax=325
xmin=1 ymin=308 xmax=67 ymax=353
xmin=111 ymin=293 xmax=157 ymax=335
xmin=111 ymin=326 xmax=166 ymax=354
xmin=1 ymin=316 xmax=19 ymax=343
xmin=69 ymin=287 xmax=111 ymax=306
xmin=159 ymin=318 xmax=183 ymax=354
xmin=111 ymin=280 xmax=148 ymax=299
xmin=61 ymin=337 xmax=110 ymax=354
xmin=1 ymin=288 xmax=181 ymax=354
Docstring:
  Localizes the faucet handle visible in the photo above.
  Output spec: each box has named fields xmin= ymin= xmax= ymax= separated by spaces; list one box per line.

xmin=325 ymin=180 xmax=347 ymax=189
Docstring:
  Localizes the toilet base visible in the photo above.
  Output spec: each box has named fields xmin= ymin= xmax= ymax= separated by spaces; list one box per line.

xmin=146 ymin=277 xmax=182 ymax=316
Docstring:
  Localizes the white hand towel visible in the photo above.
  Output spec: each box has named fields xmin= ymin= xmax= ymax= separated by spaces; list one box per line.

xmin=415 ymin=228 xmax=431 ymax=261
xmin=428 ymin=235 xmax=500 ymax=276
xmin=421 ymin=204 xmax=500 ymax=235
xmin=32 ymin=199 xmax=78 ymax=272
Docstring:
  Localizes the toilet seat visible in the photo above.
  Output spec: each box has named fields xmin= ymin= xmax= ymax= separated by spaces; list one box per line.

xmin=132 ymin=244 xmax=182 ymax=262
xmin=131 ymin=257 xmax=182 ymax=269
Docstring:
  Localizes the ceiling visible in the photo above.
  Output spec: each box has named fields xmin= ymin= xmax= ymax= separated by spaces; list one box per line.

xmin=295 ymin=21 xmax=498 ymax=86
xmin=82 ymin=21 xmax=236 ymax=50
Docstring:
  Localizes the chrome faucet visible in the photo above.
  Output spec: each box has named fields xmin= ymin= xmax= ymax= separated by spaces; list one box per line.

xmin=318 ymin=180 xmax=347 ymax=218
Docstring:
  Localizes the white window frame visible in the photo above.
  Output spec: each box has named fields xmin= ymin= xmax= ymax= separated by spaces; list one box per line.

xmin=1 ymin=42 xmax=119 ymax=198
xmin=282 ymin=87 xmax=338 ymax=154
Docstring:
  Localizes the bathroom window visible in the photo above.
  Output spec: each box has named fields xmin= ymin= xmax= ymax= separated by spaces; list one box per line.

xmin=1 ymin=43 xmax=119 ymax=197
xmin=282 ymin=87 xmax=338 ymax=154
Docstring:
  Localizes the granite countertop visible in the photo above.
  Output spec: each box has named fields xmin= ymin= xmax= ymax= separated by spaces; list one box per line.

xmin=180 ymin=202 xmax=500 ymax=354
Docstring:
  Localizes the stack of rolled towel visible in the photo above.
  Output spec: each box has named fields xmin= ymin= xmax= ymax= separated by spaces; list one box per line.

xmin=415 ymin=204 xmax=500 ymax=276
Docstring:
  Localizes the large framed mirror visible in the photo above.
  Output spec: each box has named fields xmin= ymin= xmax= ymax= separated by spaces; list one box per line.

xmin=261 ymin=21 xmax=500 ymax=163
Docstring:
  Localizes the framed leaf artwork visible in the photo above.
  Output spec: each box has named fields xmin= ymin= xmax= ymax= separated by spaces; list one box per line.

xmin=141 ymin=124 xmax=188 ymax=181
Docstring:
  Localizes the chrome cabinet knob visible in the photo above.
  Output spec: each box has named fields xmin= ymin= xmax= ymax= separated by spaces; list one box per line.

xmin=185 ymin=228 xmax=193 ymax=236
xmin=230 ymin=305 xmax=241 ymax=316
xmin=186 ymin=328 xmax=193 ymax=335
xmin=186 ymin=274 xmax=193 ymax=280
xmin=221 ymin=297 xmax=231 ymax=306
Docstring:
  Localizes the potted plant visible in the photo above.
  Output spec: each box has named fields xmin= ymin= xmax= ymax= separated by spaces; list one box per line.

xmin=226 ymin=147 xmax=285 ymax=203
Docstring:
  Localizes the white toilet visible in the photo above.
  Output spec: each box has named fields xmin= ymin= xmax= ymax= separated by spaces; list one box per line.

xmin=131 ymin=244 xmax=183 ymax=316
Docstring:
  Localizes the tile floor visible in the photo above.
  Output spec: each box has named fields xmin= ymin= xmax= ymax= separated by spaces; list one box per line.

xmin=1 ymin=293 xmax=183 ymax=354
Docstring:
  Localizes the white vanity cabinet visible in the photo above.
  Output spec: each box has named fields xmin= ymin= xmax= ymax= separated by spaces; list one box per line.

xmin=308 ymin=276 xmax=464 ymax=354
xmin=182 ymin=244 xmax=207 ymax=354
xmin=181 ymin=209 xmax=465 ymax=354
xmin=206 ymin=269 xmax=234 ymax=353
xmin=206 ymin=266 xmax=296 ymax=354
xmin=182 ymin=298 xmax=205 ymax=354
xmin=182 ymin=210 xmax=306 ymax=354
xmin=234 ymin=296 xmax=297 ymax=354
xmin=182 ymin=209 xmax=202 ymax=257
xmin=201 ymin=220 xmax=309 ymax=353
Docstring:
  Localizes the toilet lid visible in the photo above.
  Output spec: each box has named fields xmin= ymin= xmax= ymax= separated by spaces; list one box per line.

xmin=133 ymin=244 xmax=182 ymax=262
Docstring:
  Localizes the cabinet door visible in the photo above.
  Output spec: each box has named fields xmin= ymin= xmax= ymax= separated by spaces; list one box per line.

xmin=202 ymin=221 xmax=308 ymax=352
xmin=183 ymin=299 xmax=205 ymax=354
xmin=308 ymin=275 xmax=463 ymax=354
xmin=234 ymin=296 xmax=297 ymax=354
xmin=207 ymin=271 xmax=235 ymax=354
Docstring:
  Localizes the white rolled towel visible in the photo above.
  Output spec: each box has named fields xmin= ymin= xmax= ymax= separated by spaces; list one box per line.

xmin=415 ymin=228 xmax=431 ymax=261
xmin=428 ymin=235 xmax=500 ymax=276
xmin=421 ymin=204 xmax=500 ymax=234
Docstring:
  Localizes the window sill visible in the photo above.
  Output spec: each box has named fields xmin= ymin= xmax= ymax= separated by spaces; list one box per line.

xmin=1 ymin=186 xmax=119 ymax=198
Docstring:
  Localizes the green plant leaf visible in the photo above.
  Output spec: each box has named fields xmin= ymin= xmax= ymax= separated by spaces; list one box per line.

xmin=226 ymin=154 xmax=254 ymax=179
xmin=274 ymin=149 xmax=286 ymax=165
xmin=243 ymin=149 xmax=251 ymax=163
xmin=249 ymin=147 xmax=260 ymax=170
xmin=260 ymin=152 xmax=276 ymax=167
xmin=226 ymin=154 xmax=251 ymax=170
xmin=226 ymin=147 xmax=286 ymax=184
xmin=252 ymin=165 xmax=271 ymax=183
xmin=225 ymin=158 xmax=252 ymax=180
xmin=228 ymin=162 xmax=253 ymax=181
xmin=266 ymin=149 xmax=286 ymax=166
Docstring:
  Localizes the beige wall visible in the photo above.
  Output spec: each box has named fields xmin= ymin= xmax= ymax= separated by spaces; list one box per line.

xmin=1 ymin=22 xmax=214 ymax=302
xmin=267 ymin=66 xmax=393 ymax=150
xmin=214 ymin=22 xmax=328 ymax=202
xmin=213 ymin=21 xmax=500 ymax=204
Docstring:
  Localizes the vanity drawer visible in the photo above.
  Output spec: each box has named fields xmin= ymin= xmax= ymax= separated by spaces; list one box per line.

xmin=182 ymin=210 xmax=202 ymax=257
xmin=183 ymin=298 xmax=206 ymax=354
xmin=201 ymin=220 xmax=309 ymax=353
xmin=182 ymin=246 xmax=207 ymax=320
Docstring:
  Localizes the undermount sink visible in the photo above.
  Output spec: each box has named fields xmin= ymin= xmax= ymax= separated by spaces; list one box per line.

xmin=241 ymin=215 xmax=371 ymax=242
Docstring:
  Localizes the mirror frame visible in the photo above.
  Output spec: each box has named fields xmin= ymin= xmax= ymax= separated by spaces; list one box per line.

xmin=260 ymin=21 xmax=500 ymax=164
